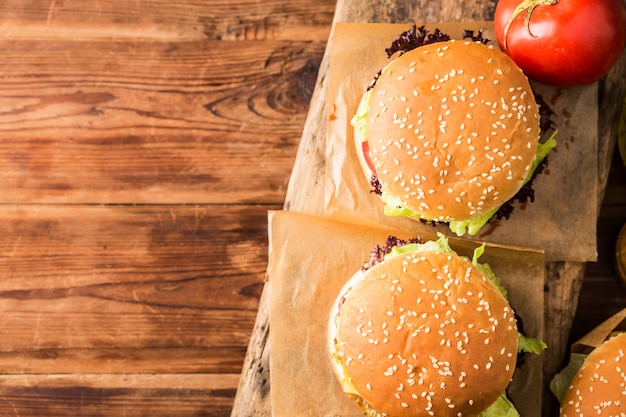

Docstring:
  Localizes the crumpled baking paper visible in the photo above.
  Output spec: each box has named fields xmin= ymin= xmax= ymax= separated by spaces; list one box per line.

xmin=324 ymin=22 xmax=598 ymax=262
xmin=268 ymin=210 xmax=545 ymax=417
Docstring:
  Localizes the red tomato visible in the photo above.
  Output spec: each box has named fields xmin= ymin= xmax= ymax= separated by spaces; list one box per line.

xmin=494 ymin=0 xmax=626 ymax=87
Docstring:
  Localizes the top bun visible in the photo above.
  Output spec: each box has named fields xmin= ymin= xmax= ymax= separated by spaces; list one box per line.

xmin=330 ymin=249 xmax=519 ymax=417
xmin=363 ymin=40 xmax=540 ymax=222
xmin=560 ymin=332 xmax=626 ymax=416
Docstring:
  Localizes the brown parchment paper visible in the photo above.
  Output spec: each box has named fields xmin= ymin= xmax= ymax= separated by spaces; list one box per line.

xmin=571 ymin=308 xmax=626 ymax=354
xmin=268 ymin=210 xmax=545 ymax=417
xmin=324 ymin=22 xmax=598 ymax=262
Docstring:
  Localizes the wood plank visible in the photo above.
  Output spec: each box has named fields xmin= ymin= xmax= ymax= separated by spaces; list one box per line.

xmin=0 ymin=307 xmax=254 ymax=369
xmin=0 ymin=0 xmax=332 ymax=414
xmin=0 ymin=0 xmax=336 ymax=41
xmin=0 ymin=373 xmax=240 ymax=417
xmin=0 ymin=39 xmax=325 ymax=204
xmin=0 ymin=347 xmax=248 ymax=374
xmin=0 ymin=204 xmax=275 ymax=373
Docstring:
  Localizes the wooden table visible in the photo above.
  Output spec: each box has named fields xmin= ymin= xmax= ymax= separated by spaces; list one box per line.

xmin=0 ymin=1 xmax=623 ymax=416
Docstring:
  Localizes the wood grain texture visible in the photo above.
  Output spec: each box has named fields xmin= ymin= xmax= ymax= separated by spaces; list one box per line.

xmin=2 ymin=1 xmax=329 ymax=415
xmin=0 ymin=39 xmax=324 ymax=204
xmin=0 ymin=374 xmax=240 ymax=417
xmin=0 ymin=0 xmax=335 ymax=41
xmin=0 ymin=203 xmax=276 ymax=415
xmin=0 ymin=204 xmax=272 ymax=374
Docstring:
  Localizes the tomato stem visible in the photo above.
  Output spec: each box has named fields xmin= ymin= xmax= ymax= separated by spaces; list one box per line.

xmin=503 ymin=0 xmax=559 ymax=50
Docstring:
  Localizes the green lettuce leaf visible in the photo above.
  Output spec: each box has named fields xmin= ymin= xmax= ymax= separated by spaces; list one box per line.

xmin=549 ymin=352 xmax=588 ymax=403
xmin=449 ymin=209 xmax=498 ymax=237
xmin=479 ymin=393 xmax=520 ymax=417
xmin=519 ymin=333 xmax=548 ymax=355
xmin=533 ymin=130 xmax=558 ymax=173
xmin=472 ymin=246 xmax=548 ymax=356
xmin=471 ymin=244 xmax=508 ymax=300
xmin=386 ymin=232 xmax=455 ymax=258
xmin=382 ymin=189 xmax=426 ymax=218
xmin=351 ymin=89 xmax=371 ymax=141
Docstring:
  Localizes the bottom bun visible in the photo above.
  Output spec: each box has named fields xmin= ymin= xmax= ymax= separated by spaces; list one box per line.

xmin=561 ymin=332 xmax=626 ymax=417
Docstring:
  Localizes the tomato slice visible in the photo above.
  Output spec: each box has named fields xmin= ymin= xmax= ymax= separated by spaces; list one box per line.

xmin=361 ymin=140 xmax=377 ymax=176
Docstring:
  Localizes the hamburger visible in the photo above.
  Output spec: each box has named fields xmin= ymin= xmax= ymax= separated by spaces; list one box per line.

xmin=352 ymin=27 xmax=557 ymax=236
xmin=555 ymin=332 xmax=626 ymax=416
xmin=328 ymin=234 xmax=546 ymax=416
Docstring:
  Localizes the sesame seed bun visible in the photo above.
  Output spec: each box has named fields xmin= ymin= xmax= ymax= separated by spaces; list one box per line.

xmin=560 ymin=332 xmax=626 ymax=417
xmin=357 ymin=40 xmax=540 ymax=222
xmin=328 ymin=249 xmax=519 ymax=416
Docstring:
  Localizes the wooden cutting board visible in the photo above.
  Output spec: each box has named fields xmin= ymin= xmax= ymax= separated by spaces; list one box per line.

xmin=231 ymin=0 xmax=626 ymax=416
